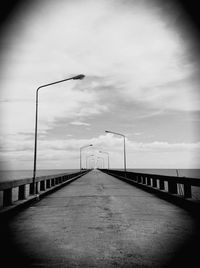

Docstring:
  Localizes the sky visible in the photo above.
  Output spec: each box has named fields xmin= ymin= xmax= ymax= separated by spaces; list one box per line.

xmin=0 ymin=0 xmax=200 ymax=170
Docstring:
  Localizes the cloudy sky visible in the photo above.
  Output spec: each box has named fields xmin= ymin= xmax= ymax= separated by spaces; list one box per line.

xmin=0 ymin=0 xmax=200 ymax=170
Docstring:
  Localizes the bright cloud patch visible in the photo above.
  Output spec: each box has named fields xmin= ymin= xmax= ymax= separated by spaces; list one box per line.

xmin=1 ymin=134 xmax=199 ymax=169
xmin=70 ymin=121 xmax=90 ymax=126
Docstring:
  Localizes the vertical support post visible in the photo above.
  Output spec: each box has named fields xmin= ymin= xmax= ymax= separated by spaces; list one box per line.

xmin=18 ymin=185 xmax=26 ymax=200
xmin=33 ymin=88 xmax=39 ymax=195
xmin=80 ymin=147 xmax=81 ymax=171
xmin=3 ymin=188 xmax=12 ymax=206
xmin=142 ymin=176 xmax=146 ymax=184
xmin=51 ymin=178 xmax=55 ymax=187
xmin=123 ymin=135 xmax=126 ymax=175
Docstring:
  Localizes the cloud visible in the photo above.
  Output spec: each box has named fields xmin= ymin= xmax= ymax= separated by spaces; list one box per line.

xmin=1 ymin=132 xmax=199 ymax=169
xmin=1 ymin=0 xmax=199 ymax=110
xmin=0 ymin=0 xmax=199 ymax=169
xmin=1 ymin=133 xmax=199 ymax=169
xmin=70 ymin=121 xmax=90 ymax=126
xmin=2 ymin=133 xmax=199 ymax=153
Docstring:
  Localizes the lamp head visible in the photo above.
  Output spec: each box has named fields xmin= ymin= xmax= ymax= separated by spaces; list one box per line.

xmin=72 ymin=74 xmax=85 ymax=80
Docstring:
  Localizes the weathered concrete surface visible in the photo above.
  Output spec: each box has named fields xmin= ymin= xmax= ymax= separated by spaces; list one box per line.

xmin=1 ymin=170 xmax=200 ymax=267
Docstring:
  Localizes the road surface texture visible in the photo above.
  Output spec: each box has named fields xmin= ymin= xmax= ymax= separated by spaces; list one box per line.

xmin=1 ymin=170 xmax=200 ymax=267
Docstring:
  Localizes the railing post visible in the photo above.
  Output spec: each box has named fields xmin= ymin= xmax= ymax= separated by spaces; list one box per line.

xmin=168 ymin=181 xmax=178 ymax=194
xmin=142 ymin=176 xmax=146 ymax=184
xmin=159 ymin=180 xmax=165 ymax=190
xmin=3 ymin=188 xmax=12 ymax=206
xmin=138 ymin=176 xmax=142 ymax=183
xmin=18 ymin=185 xmax=26 ymax=200
xmin=51 ymin=178 xmax=55 ymax=187
xmin=183 ymin=183 xmax=192 ymax=198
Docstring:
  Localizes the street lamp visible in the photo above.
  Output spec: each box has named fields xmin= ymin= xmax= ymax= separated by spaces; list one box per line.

xmin=86 ymin=154 xmax=94 ymax=169
xmin=32 ymin=74 xmax=85 ymax=195
xmin=105 ymin=130 xmax=126 ymax=173
xmin=97 ymin=157 xmax=104 ymax=169
xmin=80 ymin=144 xmax=93 ymax=170
xmin=99 ymin=151 xmax=109 ymax=169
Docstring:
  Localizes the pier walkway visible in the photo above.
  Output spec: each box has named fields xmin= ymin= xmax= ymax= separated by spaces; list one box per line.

xmin=2 ymin=170 xmax=200 ymax=267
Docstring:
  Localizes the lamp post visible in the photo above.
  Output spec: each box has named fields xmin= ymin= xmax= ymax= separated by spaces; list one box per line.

xmin=99 ymin=151 xmax=109 ymax=169
xmin=105 ymin=130 xmax=126 ymax=173
xmin=32 ymin=74 xmax=85 ymax=195
xmin=80 ymin=144 xmax=93 ymax=170
xmin=87 ymin=158 xmax=94 ymax=169
xmin=97 ymin=157 xmax=104 ymax=169
xmin=86 ymin=154 xmax=94 ymax=169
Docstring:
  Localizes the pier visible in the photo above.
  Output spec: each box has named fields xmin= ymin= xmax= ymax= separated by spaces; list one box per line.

xmin=1 ymin=169 xmax=200 ymax=267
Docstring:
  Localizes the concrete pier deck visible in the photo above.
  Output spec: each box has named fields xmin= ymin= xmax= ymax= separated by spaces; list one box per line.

xmin=1 ymin=170 xmax=200 ymax=267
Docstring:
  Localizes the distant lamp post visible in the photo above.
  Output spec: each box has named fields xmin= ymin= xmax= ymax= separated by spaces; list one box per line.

xmin=97 ymin=157 xmax=104 ymax=169
xmin=105 ymin=130 xmax=126 ymax=173
xmin=80 ymin=144 xmax=93 ymax=170
xmin=86 ymin=154 xmax=94 ymax=169
xmin=99 ymin=151 xmax=109 ymax=169
xmin=87 ymin=158 xmax=95 ymax=169
xmin=32 ymin=74 xmax=85 ymax=195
